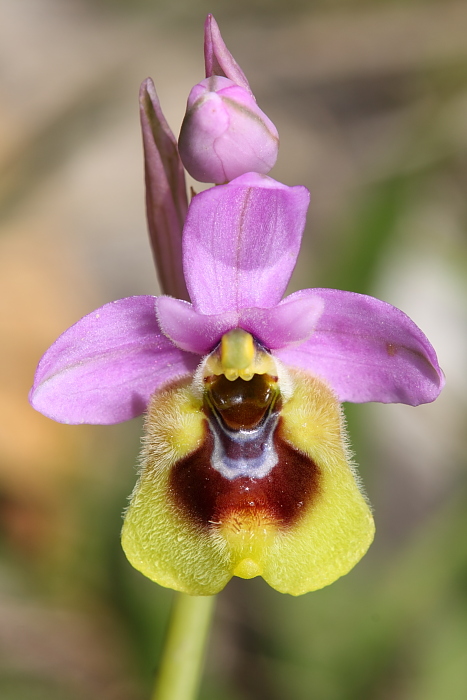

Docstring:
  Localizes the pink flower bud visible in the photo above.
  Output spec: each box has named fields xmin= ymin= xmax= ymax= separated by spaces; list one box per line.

xmin=178 ymin=75 xmax=279 ymax=184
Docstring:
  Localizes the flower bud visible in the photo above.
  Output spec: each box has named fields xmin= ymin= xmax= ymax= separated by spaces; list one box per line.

xmin=178 ymin=75 xmax=279 ymax=184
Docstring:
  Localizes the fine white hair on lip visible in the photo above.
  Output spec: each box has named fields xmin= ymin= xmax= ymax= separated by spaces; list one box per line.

xmin=192 ymin=354 xmax=210 ymax=399
xmin=274 ymin=357 xmax=294 ymax=403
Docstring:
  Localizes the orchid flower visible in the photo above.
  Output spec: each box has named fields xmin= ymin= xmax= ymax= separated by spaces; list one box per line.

xmin=30 ymin=169 xmax=443 ymax=595
xmin=29 ymin=16 xmax=443 ymax=598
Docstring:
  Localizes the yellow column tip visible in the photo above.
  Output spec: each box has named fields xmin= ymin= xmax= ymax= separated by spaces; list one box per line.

xmin=221 ymin=329 xmax=255 ymax=372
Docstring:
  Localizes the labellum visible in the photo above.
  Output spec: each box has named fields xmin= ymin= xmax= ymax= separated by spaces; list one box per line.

xmin=122 ymin=329 xmax=375 ymax=596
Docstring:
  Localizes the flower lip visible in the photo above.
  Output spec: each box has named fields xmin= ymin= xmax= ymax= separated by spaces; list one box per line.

xmin=122 ymin=369 xmax=375 ymax=595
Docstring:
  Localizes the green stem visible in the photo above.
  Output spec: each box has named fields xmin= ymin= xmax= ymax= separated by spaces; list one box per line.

xmin=151 ymin=592 xmax=216 ymax=700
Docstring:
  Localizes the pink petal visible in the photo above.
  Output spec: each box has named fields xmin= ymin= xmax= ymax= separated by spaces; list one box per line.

xmin=140 ymin=79 xmax=189 ymax=300
xmin=204 ymin=15 xmax=251 ymax=92
xmin=275 ymin=289 xmax=444 ymax=406
xmin=240 ymin=291 xmax=324 ymax=349
xmin=183 ymin=173 xmax=310 ymax=315
xmin=155 ymin=296 xmax=237 ymax=354
xmin=30 ymin=297 xmax=198 ymax=425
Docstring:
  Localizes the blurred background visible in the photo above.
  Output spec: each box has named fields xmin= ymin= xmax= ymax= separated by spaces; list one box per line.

xmin=1 ymin=0 xmax=466 ymax=698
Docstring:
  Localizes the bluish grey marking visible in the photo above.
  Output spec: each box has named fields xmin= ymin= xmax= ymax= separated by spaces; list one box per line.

xmin=207 ymin=410 xmax=279 ymax=480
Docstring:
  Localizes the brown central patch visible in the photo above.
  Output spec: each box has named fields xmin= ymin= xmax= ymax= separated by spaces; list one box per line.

xmin=169 ymin=418 xmax=320 ymax=530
